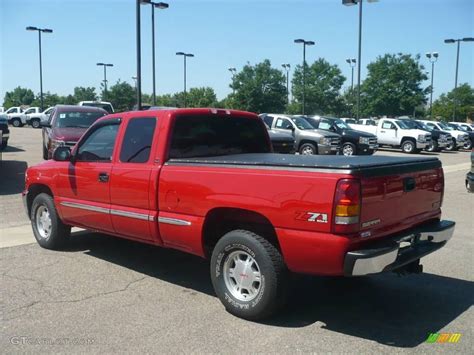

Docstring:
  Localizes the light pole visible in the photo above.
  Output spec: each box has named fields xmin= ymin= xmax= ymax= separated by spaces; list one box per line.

xmin=26 ymin=26 xmax=53 ymax=111
xmin=425 ymin=52 xmax=438 ymax=118
xmin=176 ymin=52 xmax=194 ymax=107
xmin=136 ymin=0 xmax=142 ymax=110
xmin=281 ymin=64 xmax=291 ymax=104
xmin=140 ymin=1 xmax=169 ymax=105
xmin=228 ymin=67 xmax=237 ymax=94
xmin=294 ymin=39 xmax=315 ymax=115
xmin=96 ymin=63 xmax=113 ymax=97
xmin=342 ymin=0 xmax=378 ymax=120
xmin=444 ymin=37 xmax=474 ymax=120
xmin=346 ymin=58 xmax=356 ymax=90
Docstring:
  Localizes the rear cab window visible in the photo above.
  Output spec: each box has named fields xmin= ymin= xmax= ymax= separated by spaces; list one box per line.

xmin=169 ymin=115 xmax=270 ymax=159
xmin=120 ymin=117 xmax=156 ymax=163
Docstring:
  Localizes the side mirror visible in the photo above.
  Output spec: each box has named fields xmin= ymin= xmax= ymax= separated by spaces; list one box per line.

xmin=41 ymin=122 xmax=51 ymax=128
xmin=52 ymin=147 xmax=71 ymax=162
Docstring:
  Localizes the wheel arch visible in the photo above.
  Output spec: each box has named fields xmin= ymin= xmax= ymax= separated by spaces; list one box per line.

xmin=202 ymin=207 xmax=281 ymax=259
xmin=298 ymin=139 xmax=318 ymax=150
xmin=26 ymin=184 xmax=54 ymax=218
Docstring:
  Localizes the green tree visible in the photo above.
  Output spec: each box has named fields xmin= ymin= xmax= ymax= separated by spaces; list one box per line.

xmin=31 ymin=92 xmax=66 ymax=108
xmin=173 ymin=87 xmax=217 ymax=108
xmin=291 ymin=58 xmax=346 ymax=115
xmin=104 ymin=80 xmax=135 ymax=112
xmin=3 ymin=87 xmax=35 ymax=108
xmin=230 ymin=60 xmax=287 ymax=113
xmin=432 ymin=84 xmax=474 ymax=121
xmin=361 ymin=53 xmax=428 ymax=116
xmin=73 ymin=87 xmax=97 ymax=102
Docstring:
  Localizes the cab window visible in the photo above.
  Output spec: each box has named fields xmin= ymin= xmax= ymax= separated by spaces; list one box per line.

xmin=275 ymin=118 xmax=293 ymax=130
xmin=382 ymin=121 xmax=395 ymax=130
xmin=120 ymin=118 xmax=156 ymax=163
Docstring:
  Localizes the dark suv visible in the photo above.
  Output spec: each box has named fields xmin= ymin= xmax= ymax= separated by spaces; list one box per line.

xmin=42 ymin=105 xmax=107 ymax=159
xmin=306 ymin=116 xmax=377 ymax=156
xmin=0 ymin=113 xmax=9 ymax=150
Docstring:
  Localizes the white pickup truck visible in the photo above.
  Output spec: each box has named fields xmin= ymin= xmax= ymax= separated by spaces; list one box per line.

xmin=4 ymin=106 xmax=27 ymax=127
xmin=26 ymin=107 xmax=54 ymax=128
xmin=350 ymin=118 xmax=431 ymax=153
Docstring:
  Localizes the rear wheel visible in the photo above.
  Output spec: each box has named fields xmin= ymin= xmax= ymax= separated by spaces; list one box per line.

xmin=401 ymin=139 xmax=416 ymax=154
xmin=31 ymin=193 xmax=70 ymax=250
xmin=12 ymin=118 xmax=23 ymax=127
xmin=342 ymin=142 xmax=356 ymax=156
xmin=210 ymin=229 xmax=288 ymax=320
xmin=464 ymin=140 xmax=473 ymax=150
xmin=445 ymin=139 xmax=456 ymax=151
xmin=299 ymin=143 xmax=317 ymax=155
xmin=31 ymin=119 xmax=41 ymax=129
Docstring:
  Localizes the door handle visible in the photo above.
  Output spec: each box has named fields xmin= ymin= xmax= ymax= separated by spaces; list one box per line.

xmin=98 ymin=172 xmax=109 ymax=183
xmin=380 ymin=130 xmax=385 ymax=133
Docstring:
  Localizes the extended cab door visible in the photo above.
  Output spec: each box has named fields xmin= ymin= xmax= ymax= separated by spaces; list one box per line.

xmin=56 ymin=119 xmax=120 ymax=232
xmin=378 ymin=120 xmax=399 ymax=145
xmin=109 ymin=117 xmax=160 ymax=243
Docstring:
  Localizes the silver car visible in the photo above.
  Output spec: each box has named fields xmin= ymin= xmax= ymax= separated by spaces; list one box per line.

xmin=260 ymin=114 xmax=341 ymax=155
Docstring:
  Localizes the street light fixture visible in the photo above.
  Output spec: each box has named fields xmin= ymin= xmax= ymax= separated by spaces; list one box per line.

xmin=176 ymin=52 xmax=194 ymax=107
xmin=345 ymin=58 xmax=356 ymax=90
xmin=26 ymin=26 xmax=53 ymax=111
xmin=96 ymin=63 xmax=113 ymax=97
xmin=228 ymin=68 xmax=237 ymax=94
xmin=342 ymin=0 xmax=378 ymax=120
xmin=140 ymin=0 xmax=169 ymax=106
xmin=444 ymin=37 xmax=474 ymax=120
xmin=294 ymin=39 xmax=315 ymax=114
xmin=425 ymin=52 xmax=438 ymax=118
xmin=281 ymin=64 xmax=291 ymax=104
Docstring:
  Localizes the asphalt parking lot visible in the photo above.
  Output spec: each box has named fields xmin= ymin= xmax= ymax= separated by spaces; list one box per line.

xmin=1 ymin=126 xmax=472 ymax=353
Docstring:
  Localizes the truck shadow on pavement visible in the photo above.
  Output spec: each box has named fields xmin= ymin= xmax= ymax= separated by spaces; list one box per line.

xmin=64 ymin=231 xmax=472 ymax=348
xmin=0 ymin=160 xmax=28 ymax=195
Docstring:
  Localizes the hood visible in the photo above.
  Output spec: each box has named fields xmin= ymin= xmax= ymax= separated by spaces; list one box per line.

xmin=301 ymin=129 xmax=340 ymax=138
xmin=51 ymin=127 xmax=88 ymax=142
xmin=267 ymin=129 xmax=294 ymax=141
xmin=341 ymin=129 xmax=376 ymax=139
xmin=410 ymin=129 xmax=431 ymax=136
xmin=450 ymin=129 xmax=470 ymax=139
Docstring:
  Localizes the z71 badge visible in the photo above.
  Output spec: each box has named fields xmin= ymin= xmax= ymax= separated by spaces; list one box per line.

xmin=295 ymin=211 xmax=328 ymax=223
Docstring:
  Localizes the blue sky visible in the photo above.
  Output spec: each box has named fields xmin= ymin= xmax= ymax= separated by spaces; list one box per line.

xmin=1 ymin=0 xmax=473 ymax=103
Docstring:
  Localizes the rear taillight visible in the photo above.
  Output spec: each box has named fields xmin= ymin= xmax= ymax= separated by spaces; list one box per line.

xmin=332 ymin=179 xmax=361 ymax=234
xmin=439 ymin=168 xmax=445 ymax=207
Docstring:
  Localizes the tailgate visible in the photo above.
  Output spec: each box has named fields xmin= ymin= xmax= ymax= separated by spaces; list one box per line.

xmin=359 ymin=166 xmax=444 ymax=240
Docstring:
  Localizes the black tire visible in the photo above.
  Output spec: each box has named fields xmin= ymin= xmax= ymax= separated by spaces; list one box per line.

xmin=31 ymin=193 xmax=70 ymax=250
xmin=31 ymin=119 xmax=41 ymax=129
xmin=464 ymin=140 xmax=473 ymax=150
xmin=342 ymin=142 xmax=357 ymax=156
xmin=0 ymin=140 xmax=6 ymax=150
xmin=12 ymin=118 xmax=23 ymax=127
xmin=43 ymin=145 xmax=49 ymax=160
xmin=299 ymin=142 xmax=317 ymax=155
xmin=401 ymin=139 xmax=416 ymax=154
xmin=210 ymin=229 xmax=288 ymax=320
xmin=445 ymin=139 xmax=456 ymax=152
xmin=426 ymin=140 xmax=438 ymax=152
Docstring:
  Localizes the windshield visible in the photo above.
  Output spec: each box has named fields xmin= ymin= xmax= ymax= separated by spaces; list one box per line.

xmin=400 ymin=120 xmax=417 ymax=129
xmin=55 ymin=111 xmax=106 ymax=128
xmin=416 ymin=121 xmax=432 ymax=131
xmin=437 ymin=122 xmax=454 ymax=131
xmin=290 ymin=116 xmax=315 ymax=130
xmin=82 ymin=103 xmax=113 ymax=114
xmin=334 ymin=119 xmax=349 ymax=129
xmin=395 ymin=120 xmax=410 ymax=129
xmin=457 ymin=125 xmax=472 ymax=132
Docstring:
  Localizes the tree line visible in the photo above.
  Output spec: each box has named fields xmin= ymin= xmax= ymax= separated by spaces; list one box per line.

xmin=3 ymin=53 xmax=473 ymax=122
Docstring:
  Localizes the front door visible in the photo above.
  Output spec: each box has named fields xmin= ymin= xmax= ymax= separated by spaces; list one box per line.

xmin=378 ymin=120 xmax=398 ymax=145
xmin=56 ymin=120 xmax=120 ymax=232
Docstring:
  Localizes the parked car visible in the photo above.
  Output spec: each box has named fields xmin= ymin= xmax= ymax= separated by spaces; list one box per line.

xmin=339 ymin=117 xmax=357 ymax=124
xmin=466 ymin=149 xmax=474 ymax=193
xmin=23 ymin=108 xmax=455 ymax=320
xmin=27 ymin=107 xmax=54 ymax=128
xmin=23 ymin=107 xmax=41 ymax=116
xmin=350 ymin=118 xmax=431 ymax=154
xmin=419 ymin=120 xmax=469 ymax=151
xmin=264 ymin=123 xmax=295 ymax=154
xmin=398 ymin=119 xmax=453 ymax=152
xmin=306 ymin=116 xmax=377 ymax=156
xmin=447 ymin=122 xmax=473 ymax=150
xmin=0 ymin=112 xmax=10 ymax=150
xmin=41 ymin=105 xmax=107 ymax=160
xmin=260 ymin=114 xmax=341 ymax=155
xmin=4 ymin=106 xmax=27 ymax=127
xmin=78 ymin=101 xmax=114 ymax=114
xmin=358 ymin=118 xmax=378 ymax=126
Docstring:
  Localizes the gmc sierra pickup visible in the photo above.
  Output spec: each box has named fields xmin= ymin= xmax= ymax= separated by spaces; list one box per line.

xmin=23 ymin=108 xmax=455 ymax=320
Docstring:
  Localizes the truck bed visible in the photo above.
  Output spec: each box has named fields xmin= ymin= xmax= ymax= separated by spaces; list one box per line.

xmin=167 ymin=153 xmax=441 ymax=177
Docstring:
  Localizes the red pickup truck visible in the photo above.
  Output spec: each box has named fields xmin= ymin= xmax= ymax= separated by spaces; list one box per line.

xmin=23 ymin=108 xmax=455 ymax=320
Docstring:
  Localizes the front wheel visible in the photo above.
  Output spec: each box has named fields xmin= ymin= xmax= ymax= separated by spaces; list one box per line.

xmin=401 ymin=139 xmax=416 ymax=154
xmin=426 ymin=140 xmax=438 ymax=152
xmin=12 ymin=118 xmax=23 ymax=127
xmin=299 ymin=143 xmax=317 ymax=155
xmin=31 ymin=193 xmax=70 ymax=249
xmin=464 ymin=140 xmax=473 ymax=150
xmin=210 ymin=230 xmax=288 ymax=320
xmin=31 ymin=119 xmax=41 ymax=129
xmin=445 ymin=139 xmax=456 ymax=152
xmin=342 ymin=142 xmax=356 ymax=156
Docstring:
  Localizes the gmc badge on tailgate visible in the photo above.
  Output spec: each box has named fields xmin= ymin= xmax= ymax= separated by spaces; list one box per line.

xmin=295 ymin=212 xmax=328 ymax=223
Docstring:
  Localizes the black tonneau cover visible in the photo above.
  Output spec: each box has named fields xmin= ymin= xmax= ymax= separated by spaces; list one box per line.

xmin=166 ymin=153 xmax=441 ymax=177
